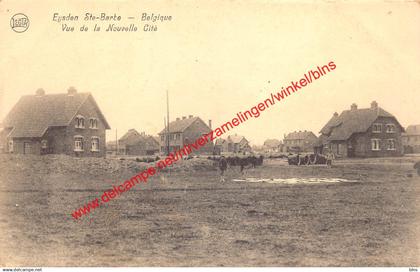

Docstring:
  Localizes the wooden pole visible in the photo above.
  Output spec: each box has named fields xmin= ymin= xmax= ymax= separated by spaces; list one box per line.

xmin=166 ymin=90 xmax=170 ymax=156
xmin=115 ymin=128 xmax=118 ymax=155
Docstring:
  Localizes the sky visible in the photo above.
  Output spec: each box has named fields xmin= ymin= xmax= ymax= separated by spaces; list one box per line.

xmin=0 ymin=0 xmax=419 ymax=145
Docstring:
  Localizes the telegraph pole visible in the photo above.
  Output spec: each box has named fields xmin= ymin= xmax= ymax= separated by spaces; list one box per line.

xmin=166 ymin=90 xmax=170 ymax=156
xmin=115 ymin=128 xmax=118 ymax=155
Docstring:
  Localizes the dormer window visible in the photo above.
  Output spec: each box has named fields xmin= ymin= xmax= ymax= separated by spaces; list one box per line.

xmin=372 ymin=123 xmax=382 ymax=133
xmin=386 ymin=124 xmax=395 ymax=133
xmin=75 ymin=115 xmax=85 ymax=129
xmin=89 ymin=118 xmax=98 ymax=129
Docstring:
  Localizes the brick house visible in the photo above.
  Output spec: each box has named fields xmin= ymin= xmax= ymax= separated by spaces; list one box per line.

xmin=226 ymin=134 xmax=251 ymax=153
xmin=158 ymin=115 xmax=213 ymax=154
xmin=283 ymin=130 xmax=318 ymax=153
xmin=118 ymin=129 xmax=159 ymax=156
xmin=317 ymin=101 xmax=404 ymax=158
xmin=402 ymin=124 xmax=420 ymax=154
xmin=263 ymin=139 xmax=283 ymax=152
xmin=214 ymin=134 xmax=251 ymax=154
xmin=0 ymin=87 xmax=110 ymax=156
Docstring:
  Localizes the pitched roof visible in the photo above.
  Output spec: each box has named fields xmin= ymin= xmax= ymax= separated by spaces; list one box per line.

xmin=119 ymin=129 xmax=142 ymax=145
xmin=284 ymin=131 xmax=316 ymax=140
xmin=127 ymin=135 xmax=159 ymax=149
xmin=320 ymin=113 xmax=339 ymax=135
xmin=228 ymin=134 xmax=248 ymax=144
xmin=405 ymin=125 xmax=420 ymax=135
xmin=3 ymin=91 xmax=110 ymax=138
xmin=322 ymin=106 xmax=403 ymax=141
xmin=159 ymin=116 xmax=207 ymax=134
xmin=263 ymin=139 xmax=281 ymax=148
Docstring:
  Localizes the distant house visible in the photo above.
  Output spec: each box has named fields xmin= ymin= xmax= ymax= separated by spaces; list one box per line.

xmin=226 ymin=134 xmax=251 ymax=154
xmin=158 ymin=115 xmax=213 ymax=154
xmin=317 ymin=101 xmax=404 ymax=158
xmin=402 ymin=124 xmax=420 ymax=154
xmin=106 ymin=140 xmax=117 ymax=155
xmin=118 ymin=129 xmax=159 ymax=156
xmin=283 ymin=130 xmax=318 ymax=153
xmin=0 ymin=87 xmax=110 ymax=156
xmin=214 ymin=138 xmax=228 ymax=154
xmin=214 ymin=135 xmax=251 ymax=154
xmin=263 ymin=139 xmax=283 ymax=152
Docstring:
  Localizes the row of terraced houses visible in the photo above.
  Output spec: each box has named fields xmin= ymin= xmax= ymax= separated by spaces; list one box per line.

xmin=0 ymin=88 xmax=418 ymax=158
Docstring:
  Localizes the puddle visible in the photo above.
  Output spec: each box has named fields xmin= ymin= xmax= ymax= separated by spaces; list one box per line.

xmin=232 ymin=177 xmax=357 ymax=184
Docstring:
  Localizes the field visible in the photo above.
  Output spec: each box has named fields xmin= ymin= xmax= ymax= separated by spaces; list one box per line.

xmin=0 ymin=154 xmax=419 ymax=266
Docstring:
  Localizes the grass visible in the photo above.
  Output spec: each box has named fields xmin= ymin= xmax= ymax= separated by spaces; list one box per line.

xmin=0 ymin=155 xmax=419 ymax=266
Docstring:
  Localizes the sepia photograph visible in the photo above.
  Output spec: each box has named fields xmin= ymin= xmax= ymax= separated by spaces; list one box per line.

xmin=0 ymin=0 xmax=419 ymax=270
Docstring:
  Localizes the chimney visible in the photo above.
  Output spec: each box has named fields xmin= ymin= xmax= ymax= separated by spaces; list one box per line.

xmin=176 ymin=117 xmax=180 ymax=121
xmin=208 ymin=119 xmax=212 ymax=129
xmin=333 ymin=112 xmax=338 ymax=117
xmin=351 ymin=103 xmax=358 ymax=110
xmin=189 ymin=115 xmax=193 ymax=118
xmin=67 ymin=86 xmax=77 ymax=96
xmin=182 ymin=116 xmax=187 ymax=120
xmin=35 ymin=88 xmax=45 ymax=96
xmin=371 ymin=101 xmax=378 ymax=109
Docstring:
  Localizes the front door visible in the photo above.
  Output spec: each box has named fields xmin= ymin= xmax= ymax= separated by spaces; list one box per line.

xmin=23 ymin=142 xmax=31 ymax=154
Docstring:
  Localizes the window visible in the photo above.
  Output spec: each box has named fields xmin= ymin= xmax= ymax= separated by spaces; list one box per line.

xmin=74 ymin=136 xmax=84 ymax=151
xmin=386 ymin=124 xmax=395 ymax=133
xmin=372 ymin=123 xmax=382 ymax=133
xmin=91 ymin=137 xmax=99 ymax=151
xmin=175 ymin=133 xmax=180 ymax=140
xmin=89 ymin=118 xmax=98 ymax=129
xmin=8 ymin=140 xmax=13 ymax=153
xmin=41 ymin=140 xmax=48 ymax=149
xmin=161 ymin=135 xmax=165 ymax=141
xmin=387 ymin=139 xmax=396 ymax=150
xmin=371 ymin=139 xmax=381 ymax=151
xmin=337 ymin=143 xmax=342 ymax=155
xmin=75 ymin=115 xmax=85 ymax=128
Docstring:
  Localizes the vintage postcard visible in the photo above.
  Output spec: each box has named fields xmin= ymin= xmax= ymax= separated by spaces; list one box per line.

xmin=0 ymin=0 xmax=419 ymax=269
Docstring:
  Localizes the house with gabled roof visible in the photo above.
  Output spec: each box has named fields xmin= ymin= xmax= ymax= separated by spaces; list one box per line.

xmin=263 ymin=139 xmax=283 ymax=153
xmin=214 ymin=134 xmax=252 ymax=154
xmin=158 ymin=115 xmax=213 ymax=154
xmin=118 ymin=129 xmax=159 ymax=155
xmin=0 ymin=87 xmax=110 ymax=156
xmin=317 ymin=101 xmax=404 ymax=158
xmin=226 ymin=134 xmax=251 ymax=153
xmin=283 ymin=130 xmax=318 ymax=153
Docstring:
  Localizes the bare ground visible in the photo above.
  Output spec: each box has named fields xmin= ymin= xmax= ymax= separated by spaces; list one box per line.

xmin=0 ymin=154 xmax=419 ymax=266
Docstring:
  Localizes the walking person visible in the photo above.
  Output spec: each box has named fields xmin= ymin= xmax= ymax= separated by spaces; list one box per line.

xmin=326 ymin=150 xmax=334 ymax=167
xmin=219 ymin=156 xmax=228 ymax=182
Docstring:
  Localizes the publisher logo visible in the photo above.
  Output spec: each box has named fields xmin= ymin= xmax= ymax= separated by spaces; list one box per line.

xmin=10 ymin=13 xmax=30 ymax=33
